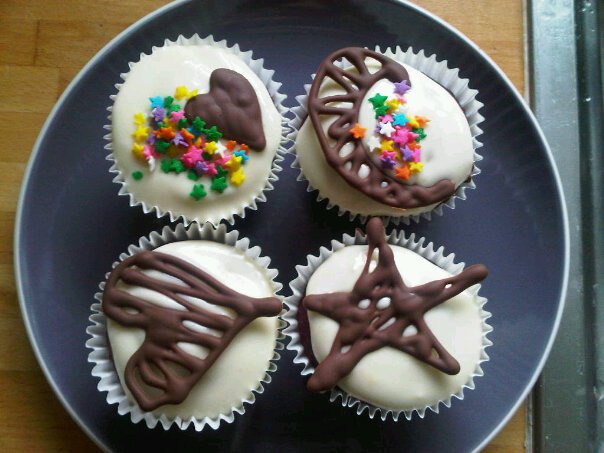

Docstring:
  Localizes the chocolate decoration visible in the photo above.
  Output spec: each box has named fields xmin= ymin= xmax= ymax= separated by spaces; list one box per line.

xmin=303 ymin=217 xmax=488 ymax=393
xmin=307 ymin=47 xmax=456 ymax=209
xmin=184 ymin=68 xmax=266 ymax=149
xmin=102 ymin=250 xmax=281 ymax=411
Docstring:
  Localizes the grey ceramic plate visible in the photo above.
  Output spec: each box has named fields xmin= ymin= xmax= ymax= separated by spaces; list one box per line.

xmin=14 ymin=0 xmax=568 ymax=452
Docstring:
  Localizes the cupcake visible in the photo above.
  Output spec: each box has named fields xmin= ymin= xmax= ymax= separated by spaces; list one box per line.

xmin=292 ymin=47 xmax=483 ymax=224
xmin=108 ymin=35 xmax=288 ymax=225
xmin=87 ymin=224 xmax=284 ymax=430
xmin=284 ymin=217 xmax=491 ymax=420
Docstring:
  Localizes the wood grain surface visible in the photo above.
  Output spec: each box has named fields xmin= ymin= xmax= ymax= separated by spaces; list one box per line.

xmin=0 ymin=0 xmax=526 ymax=451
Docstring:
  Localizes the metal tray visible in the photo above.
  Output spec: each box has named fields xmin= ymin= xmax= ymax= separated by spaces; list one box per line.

xmin=14 ymin=1 xmax=568 ymax=451
xmin=527 ymin=0 xmax=602 ymax=450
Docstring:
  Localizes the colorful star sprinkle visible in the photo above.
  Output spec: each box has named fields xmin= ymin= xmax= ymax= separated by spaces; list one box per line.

xmin=349 ymin=123 xmax=366 ymax=139
xmin=134 ymin=112 xmax=146 ymax=125
xmin=366 ymin=135 xmax=381 ymax=151
xmin=204 ymin=141 xmax=218 ymax=154
xmin=190 ymin=184 xmax=207 ymax=200
xmin=233 ymin=149 xmax=249 ymax=163
xmin=395 ymin=165 xmax=411 ymax=180
xmin=131 ymin=143 xmax=145 ymax=161
xmin=409 ymin=161 xmax=424 ymax=173
xmin=149 ymin=96 xmax=163 ymax=109
xmin=373 ymin=104 xmax=389 ymax=118
xmin=230 ymin=169 xmax=245 ymax=186
xmin=385 ymin=98 xmax=401 ymax=111
xmin=170 ymin=110 xmax=185 ymax=123
xmin=380 ymin=150 xmax=396 ymax=169
xmin=365 ymin=81 xmax=431 ymax=180
xmin=378 ymin=121 xmax=395 ymax=137
xmin=130 ymin=87 xmax=253 ymax=201
xmin=401 ymin=145 xmax=413 ymax=161
xmin=392 ymin=113 xmax=408 ymax=127
xmin=174 ymin=86 xmax=190 ymax=100
xmin=211 ymin=176 xmax=228 ymax=193
xmin=380 ymin=139 xmax=394 ymax=152
xmin=175 ymin=86 xmax=199 ymax=101
xmin=368 ymin=93 xmax=388 ymax=108
xmin=132 ymin=126 xmax=150 ymax=142
xmin=393 ymin=80 xmax=411 ymax=95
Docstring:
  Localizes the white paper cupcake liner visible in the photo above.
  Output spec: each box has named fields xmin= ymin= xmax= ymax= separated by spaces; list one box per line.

xmin=288 ymin=46 xmax=484 ymax=225
xmin=283 ymin=227 xmax=492 ymax=421
xmin=86 ymin=223 xmax=285 ymax=431
xmin=104 ymin=34 xmax=290 ymax=226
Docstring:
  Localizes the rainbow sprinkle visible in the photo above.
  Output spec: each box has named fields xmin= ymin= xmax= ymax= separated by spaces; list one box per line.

xmin=365 ymin=80 xmax=430 ymax=181
xmin=130 ymin=86 xmax=251 ymax=201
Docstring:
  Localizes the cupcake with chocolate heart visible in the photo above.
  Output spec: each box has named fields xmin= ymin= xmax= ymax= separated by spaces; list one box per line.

xmin=107 ymin=35 xmax=288 ymax=225
xmin=291 ymin=47 xmax=484 ymax=224
xmin=284 ymin=217 xmax=492 ymax=420
xmin=86 ymin=223 xmax=284 ymax=430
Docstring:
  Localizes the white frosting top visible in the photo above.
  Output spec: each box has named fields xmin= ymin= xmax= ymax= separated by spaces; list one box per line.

xmin=296 ymin=61 xmax=474 ymax=216
xmin=306 ymin=244 xmax=483 ymax=411
xmin=111 ymin=45 xmax=282 ymax=223
xmin=106 ymin=240 xmax=279 ymax=420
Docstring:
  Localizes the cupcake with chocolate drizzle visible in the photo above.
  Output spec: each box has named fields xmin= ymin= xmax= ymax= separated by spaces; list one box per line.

xmin=107 ymin=35 xmax=288 ymax=225
xmin=284 ymin=218 xmax=492 ymax=419
xmin=291 ymin=46 xmax=483 ymax=224
xmin=87 ymin=223 xmax=284 ymax=430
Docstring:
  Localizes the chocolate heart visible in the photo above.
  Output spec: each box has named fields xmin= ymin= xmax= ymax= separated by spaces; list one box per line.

xmin=185 ymin=68 xmax=266 ymax=150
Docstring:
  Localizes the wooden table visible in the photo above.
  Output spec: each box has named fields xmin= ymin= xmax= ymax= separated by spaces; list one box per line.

xmin=0 ymin=0 xmax=526 ymax=450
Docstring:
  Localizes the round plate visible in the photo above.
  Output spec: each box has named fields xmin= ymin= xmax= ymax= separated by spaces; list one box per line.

xmin=15 ymin=0 xmax=568 ymax=451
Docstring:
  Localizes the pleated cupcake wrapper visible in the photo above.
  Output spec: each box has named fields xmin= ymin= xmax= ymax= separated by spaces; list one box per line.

xmin=86 ymin=223 xmax=285 ymax=431
xmin=283 ymin=229 xmax=492 ymax=421
xmin=288 ymin=46 xmax=484 ymax=225
xmin=104 ymin=34 xmax=290 ymax=226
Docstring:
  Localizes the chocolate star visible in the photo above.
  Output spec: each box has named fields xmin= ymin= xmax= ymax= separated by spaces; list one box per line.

xmin=103 ymin=250 xmax=282 ymax=411
xmin=303 ymin=218 xmax=488 ymax=393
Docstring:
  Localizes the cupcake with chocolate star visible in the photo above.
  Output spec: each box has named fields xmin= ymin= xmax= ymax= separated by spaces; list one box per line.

xmin=284 ymin=217 xmax=492 ymax=420
xmin=107 ymin=35 xmax=288 ymax=225
xmin=291 ymin=47 xmax=484 ymax=224
xmin=86 ymin=223 xmax=284 ymax=430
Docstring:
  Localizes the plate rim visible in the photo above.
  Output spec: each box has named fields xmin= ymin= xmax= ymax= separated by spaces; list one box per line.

xmin=13 ymin=0 xmax=570 ymax=451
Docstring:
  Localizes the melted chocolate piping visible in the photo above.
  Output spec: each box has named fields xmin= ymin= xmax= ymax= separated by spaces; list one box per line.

xmin=185 ymin=68 xmax=266 ymax=149
xmin=307 ymin=47 xmax=456 ymax=209
xmin=102 ymin=250 xmax=281 ymax=411
xmin=302 ymin=217 xmax=488 ymax=393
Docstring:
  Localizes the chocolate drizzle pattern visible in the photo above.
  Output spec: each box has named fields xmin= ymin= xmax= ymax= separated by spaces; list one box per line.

xmin=307 ymin=47 xmax=456 ymax=209
xmin=102 ymin=250 xmax=281 ymax=411
xmin=185 ymin=68 xmax=266 ymax=149
xmin=303 ymin=217 xmax=488 ymax=393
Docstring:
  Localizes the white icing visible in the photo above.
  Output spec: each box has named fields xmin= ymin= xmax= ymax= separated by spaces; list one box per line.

xmin=106 ymin=240 xmax=279 ymax=420
xmin=376 ymin=296 xmax=391 ymax=310
xmin=357 ymin=298 xmax=371 ymax=309
xmin=111 ymin=45 xmax=282 ymax=223
xmin=295 ymin=61 xmax=474 ymax=216
xmin=306 ymin=245 xmax=483 ymax=411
